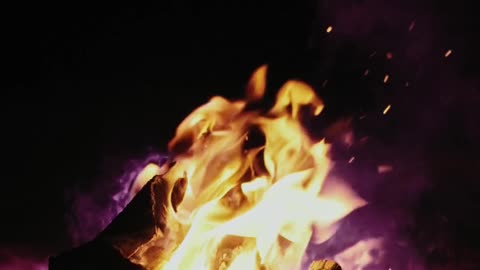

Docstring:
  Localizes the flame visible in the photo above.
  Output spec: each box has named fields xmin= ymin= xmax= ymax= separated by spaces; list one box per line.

xmin=132 ymin=66 xmax=366 ymax=269
xmin=129 ymin=163 xmax=163 ymax=197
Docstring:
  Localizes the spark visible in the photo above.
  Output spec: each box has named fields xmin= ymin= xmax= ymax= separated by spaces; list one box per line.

xmin=326 ymin=26 xmax=333 ymax=33
xmin=444 ymin=49 xmax=452 ymax=58
xmin=348 ymin=157 xmax=355 ymax=163
xmin=386 ymin=52 xmax=393 ymax=60
xmin=364 ymin=69 xmax=369 ymax=76
xmin=383 ymin=74 xmax=390 ymax=83
xmin=383 ymin=105 xmax=391 ymax=115
xmin=322 ymin=80 xmax=328 ymax=87
xmin=405 ymin=81 xmax=410 ymax=87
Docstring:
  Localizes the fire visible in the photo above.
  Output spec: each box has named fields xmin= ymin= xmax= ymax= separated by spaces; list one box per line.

xmin=129 ymin=163 xmax=164 ymax=197
xmin=131 ymin=65 xmax=366 ymax=269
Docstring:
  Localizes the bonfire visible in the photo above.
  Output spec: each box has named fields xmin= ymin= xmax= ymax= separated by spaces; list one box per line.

xmin=50 ymin=65 xmax=366 ymax=270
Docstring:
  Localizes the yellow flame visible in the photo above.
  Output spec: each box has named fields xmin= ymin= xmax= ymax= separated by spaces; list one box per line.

xmin=132 ymin=65 xmax=366 ymax=270
xmin=129 ymin=163 xmax=163 ymax=197
xmin=246 ymin=65 xmax=268 ymax=102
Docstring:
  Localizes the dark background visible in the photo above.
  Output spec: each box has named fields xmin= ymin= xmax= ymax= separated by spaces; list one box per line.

xmin=2 ymin=0 xmax=479 ymax=268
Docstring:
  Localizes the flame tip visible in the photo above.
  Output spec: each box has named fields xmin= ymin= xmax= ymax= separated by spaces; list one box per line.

xmin=246 ymin=65 xmax=269 ymax=102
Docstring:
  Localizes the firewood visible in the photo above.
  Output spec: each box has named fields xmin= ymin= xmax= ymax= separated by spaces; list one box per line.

xmin=308 ymin=259 xmax=342 ymax=270
xmin=49 ymin=175 xmax=184 ymax=270
xmin=97 ymin=175 xmax=170 ymax=257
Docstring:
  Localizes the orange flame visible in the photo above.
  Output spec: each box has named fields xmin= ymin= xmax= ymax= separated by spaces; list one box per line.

xmin=132 ymin=66 xmax=366 ymax=269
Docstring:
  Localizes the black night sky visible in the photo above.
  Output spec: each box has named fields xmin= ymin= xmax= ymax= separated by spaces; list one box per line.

xmin=2 ymin=0 xmax=480 ymax=269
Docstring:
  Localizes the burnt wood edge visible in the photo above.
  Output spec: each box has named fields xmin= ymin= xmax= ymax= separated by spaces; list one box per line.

xmin=49 ymin=175 xmax=169 ymax=270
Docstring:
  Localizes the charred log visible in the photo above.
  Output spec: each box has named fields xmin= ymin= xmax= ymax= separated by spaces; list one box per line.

xmin=97 ymin=175 xmax=170 ymax=257
xmin=49 ymin=175 xmax=172 ymax=270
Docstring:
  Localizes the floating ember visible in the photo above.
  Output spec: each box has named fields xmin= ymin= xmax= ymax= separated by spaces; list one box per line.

xmin=50 ymin=65 xmax=366 ymax=270
xmin=444 ymin=49 xmax=452 ymax=58
xmin=383 ymin=74 xmax=390 ymax=84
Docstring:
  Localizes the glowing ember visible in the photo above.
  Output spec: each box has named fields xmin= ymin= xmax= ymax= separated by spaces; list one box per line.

xmin=386 ymin=52 xmax=393 ymax=60
xmin=383 ymin=105 xmax=391 ymax=115
xmin=383 ymin=75 xmax=390 ymax=84
xmin=444 ymin=49 xmax=452 ymax=58
xmin=130 ymin=65 xmax=366 ymax=270
xmin=326 ymin=26 xmax=333 ymax=33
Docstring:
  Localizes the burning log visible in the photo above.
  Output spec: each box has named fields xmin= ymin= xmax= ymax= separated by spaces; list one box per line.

xmin=49 ymin=175 xmax=180 ymax=270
